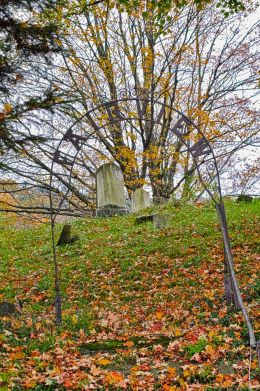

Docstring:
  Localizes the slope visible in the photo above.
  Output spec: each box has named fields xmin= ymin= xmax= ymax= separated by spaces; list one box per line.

xmin=0 ymin=200 xmax=259 ymax=389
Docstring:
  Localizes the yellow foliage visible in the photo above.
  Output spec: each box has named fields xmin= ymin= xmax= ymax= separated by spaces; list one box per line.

xmin=97 ymin=358 xmax=111 ymax=366
xmin=3 ymin=103 xmax=13 ymax=114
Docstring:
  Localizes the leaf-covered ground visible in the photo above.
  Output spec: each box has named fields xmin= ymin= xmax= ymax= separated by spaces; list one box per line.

xmin=0 ymin=200 xmax=259 ymax=390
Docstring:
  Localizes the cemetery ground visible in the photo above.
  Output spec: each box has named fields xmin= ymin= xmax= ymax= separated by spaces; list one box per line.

xmin=0 ymin=200 xmax=259 ymax=390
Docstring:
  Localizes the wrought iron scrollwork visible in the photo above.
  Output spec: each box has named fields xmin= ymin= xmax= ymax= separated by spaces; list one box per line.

xmin=200 ymin=160 xmax=217 ymax=184
xmin=48 ymin=96 xmax=260 ymax=370
xmin=118 ymin=89 xmax=129 ymax=99
xmin=117 ymin=87 xmax=160 ymax=100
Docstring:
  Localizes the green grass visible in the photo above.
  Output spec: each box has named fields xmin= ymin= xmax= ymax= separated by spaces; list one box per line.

xmin=0 ymin=199 xmax=259 ymax=389
xmin=185 ymin=337 xmax=208 ymax=358
xmin=0 ymin=199 xmax=259 ymax=317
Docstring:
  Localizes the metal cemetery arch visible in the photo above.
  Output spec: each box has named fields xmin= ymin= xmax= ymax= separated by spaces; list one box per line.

xmin=49 ymin=97 xmax=258 ymax=362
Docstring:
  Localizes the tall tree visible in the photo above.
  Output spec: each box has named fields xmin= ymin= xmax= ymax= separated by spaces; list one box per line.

xmin=1 ymin=1 xmax=259 ymax=209
xmin=0 ymin=0 xmax=63 ymax=154
xmin=44 ymin=1 xmax=258 ymax=199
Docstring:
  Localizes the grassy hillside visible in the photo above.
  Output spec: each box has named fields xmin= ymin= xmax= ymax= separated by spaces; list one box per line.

xmin=0 ymin=200 xmax=259 ymax=390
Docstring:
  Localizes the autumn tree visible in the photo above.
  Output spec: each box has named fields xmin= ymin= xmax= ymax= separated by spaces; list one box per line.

xmin=42 ymin=1 xmax=259 ymax=199
xmin=0 ymin=0 xmax=65 ymax=154
xmin=1 ymin=0 xmax=259 ymax=211
xmin=84 ymin=0 xmax=247 ymax=17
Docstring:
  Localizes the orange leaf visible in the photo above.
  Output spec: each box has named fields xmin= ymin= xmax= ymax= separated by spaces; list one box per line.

xmin=205 ymin=344 xmax=216 ymax=356
xmin=23 ymin=380 xmax=36 ymax=388
xmin=163 ymin=386 xmax=178 ymax=391
xmin=63 ymin=379 xmax=73 ymax=388
xmin=125 ymin=340 xmax=134 ymax=348
xmin=167 ymin=366 xmax=177 ymax=379
xmin=105 ymin=371 xmax=124 ymax=385
xmin=155 ymin=311 xmax=164 ymax=321
xmin=97 ymin=358 xmax=111 ymax=366
xmin=10 ymin=352 xmax=25 ymax=360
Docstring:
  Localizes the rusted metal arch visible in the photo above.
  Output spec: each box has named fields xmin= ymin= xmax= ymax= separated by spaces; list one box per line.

xmin=50 ymin=98 xmax=222 ymax=213
xmin=49 ymin=97 xmax=259 ymax=364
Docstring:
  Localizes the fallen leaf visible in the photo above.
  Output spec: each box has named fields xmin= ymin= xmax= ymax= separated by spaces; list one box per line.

xmin=97 ymin=358 xmax=111 ymax=366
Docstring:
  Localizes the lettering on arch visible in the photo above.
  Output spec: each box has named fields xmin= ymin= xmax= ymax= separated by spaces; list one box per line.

xmin=190 ymin=137 xmax=211 ymax=158
xmin=53 ymin=150 xmax=73 ymax=166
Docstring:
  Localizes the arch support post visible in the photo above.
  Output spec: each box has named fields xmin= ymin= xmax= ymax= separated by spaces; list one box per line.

xmin=216 ymin=201 xmax=259 ymax=368
xmin=216 ymin=202 xmax=240 ymax=308
xmin=223 ymin=250 xmax=235 ymax=306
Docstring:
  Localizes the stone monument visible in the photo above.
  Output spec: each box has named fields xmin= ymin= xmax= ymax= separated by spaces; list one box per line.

xmin=96 ymin=163 xmax=126 ymax=216
xmin=153 ymin=214 xmax=170 ymax=229
xmin=131 ymin=188 xmax=151 ymax=212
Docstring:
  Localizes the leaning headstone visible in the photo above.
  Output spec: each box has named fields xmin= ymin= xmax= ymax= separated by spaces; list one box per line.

xmin=236 ymin=195 xmax=253 ymax=203
xmin=135 ymin=214 xmax=154 ymax=224
xmin=57 ymin=224 xmax=78 ymax=246
xmin=131 ymin=188 xmax=151 ymax=212
xmin=0 ymin=299 xmax=22 ymax=317
xmin=153 ymin=214 xmax=170 ymax=229
xmin=96 ymin=163 xmax=126 ymax=216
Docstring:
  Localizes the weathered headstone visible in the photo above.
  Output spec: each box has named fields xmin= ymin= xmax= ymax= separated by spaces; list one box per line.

xmin=236 ymin=195 xmax=253 ymax=203
xmin=57 ymin=224 xmax=78 ymax=246
xmin=153 ymin=214 xmax=170 ymax=229
xmin=0 ymin=298 xmax=22 ymax=317
xmin=135 ymin=214 xmax=154 ymax=224
xmin=135 ymin=213 xmax=170 ymax=229
xmin=96 ymin=163 xmax=126 ymax=216
xmin=131 ymin=188 xmax=151 ymax=212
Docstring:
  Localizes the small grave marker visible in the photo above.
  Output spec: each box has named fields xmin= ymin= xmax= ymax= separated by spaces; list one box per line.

xmin=131 ymin=188 xmax=151 ymax=212
xmin=57 ymin=224 xmax=78 ymax=245
xmin=153 ymin=214 xmax=170 ymax=229
xmin=0 ymin=298 xmax=22 ymax=317
xmin=236 ymin=195 xmax=253 ymax=203
xmin=135 ymin=214 xmax=154 ymax=224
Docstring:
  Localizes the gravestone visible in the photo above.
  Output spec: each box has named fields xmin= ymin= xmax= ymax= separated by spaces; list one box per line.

xmin=135 ymin=214 xmax=154 ymax=224
xmin=0 ymin=299 xmax=23 ymax=317
xmin=153 ymin=214 xmax=170 ymax=229
xmin=131 ymin=188 xmax=151 ymax=212
xmin=135 ymin=213 xmax=170 ymax=229
xmin=57 ymin=225 xmax=78 ymax=246
xmin=236 ymin=195 xmax=253 ymax=203
xmin=96 ymin=163 xmax=126 ymax=216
